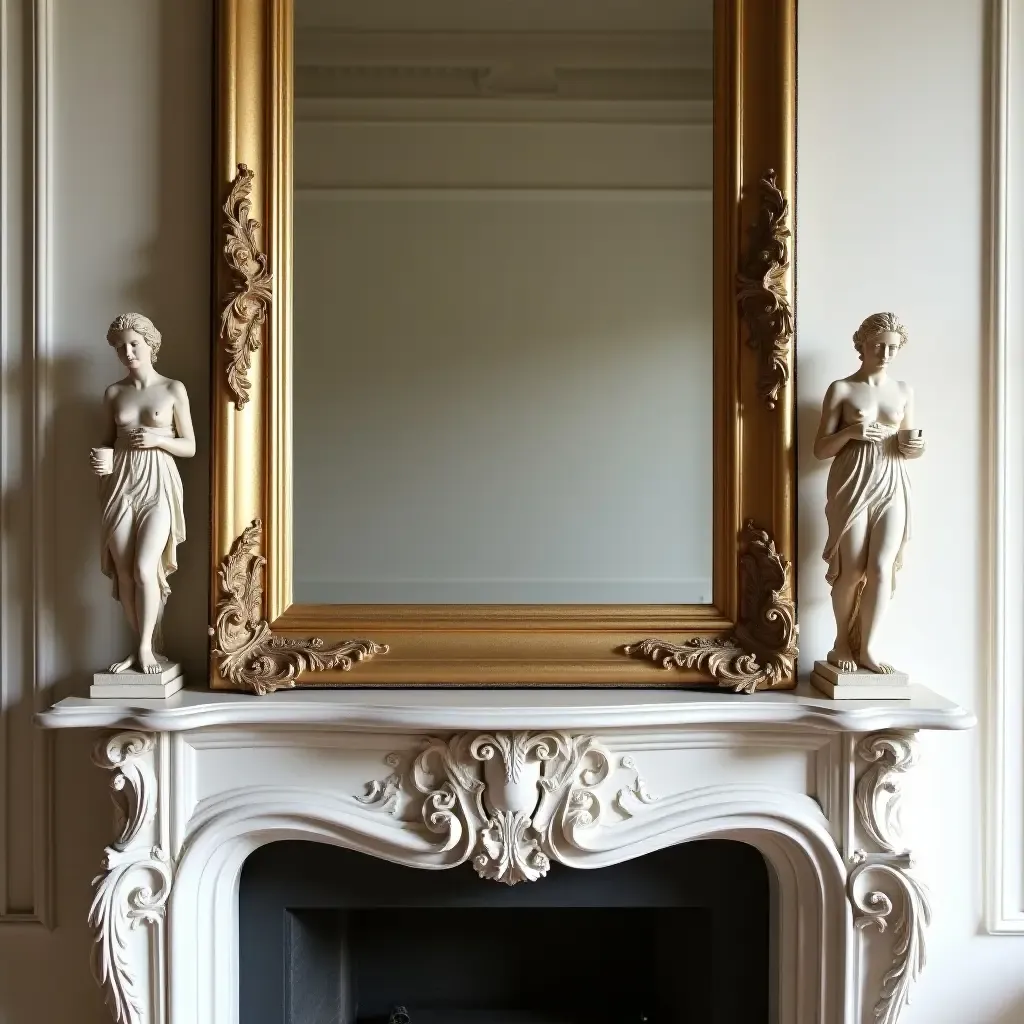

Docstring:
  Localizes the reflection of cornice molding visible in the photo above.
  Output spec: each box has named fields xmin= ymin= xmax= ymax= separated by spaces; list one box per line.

xmin=296 ymin=30 xmax=713 ymax=69
xmin=295 ymin=97 xmax=713 ymax=127
xmin=295 ymin=31 xmax=712 ymax=101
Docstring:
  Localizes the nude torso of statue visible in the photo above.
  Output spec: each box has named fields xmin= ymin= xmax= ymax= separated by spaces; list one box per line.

xmin=831 ymin=376 xmax=910 ymax=432
xmin=106 ymin=376 xmax=180 ymax=430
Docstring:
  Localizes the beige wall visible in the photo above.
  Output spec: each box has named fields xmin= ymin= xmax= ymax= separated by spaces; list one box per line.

xmin=0 ymin=0 xmax=1021 ymax=1021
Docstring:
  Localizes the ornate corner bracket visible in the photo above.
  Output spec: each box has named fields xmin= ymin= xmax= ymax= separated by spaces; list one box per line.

xmin=89 ymin=732 xmax=171 ymax=1024
xmin=848 ymin=732 xmax=931 ymax=1024
xmin=210 ymin=520 xmax=388 ymax=695
xmin=357 ymin=732 xmax=658 ymax=885
xmin=621 ymin=520 xmax=799 ymax=693
xmin=738 ymin=168 xmax=793 ymax=410
xmin=220 ymin=163 xmax=273 ymax=411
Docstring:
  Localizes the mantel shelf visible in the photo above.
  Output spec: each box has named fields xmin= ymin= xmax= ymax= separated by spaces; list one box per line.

xmin=36 ymin=681 xmax=975 ymax=734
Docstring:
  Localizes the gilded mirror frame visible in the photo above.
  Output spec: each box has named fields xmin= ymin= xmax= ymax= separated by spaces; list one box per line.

xmin=209 ymin=0 xmax=797 ymax=693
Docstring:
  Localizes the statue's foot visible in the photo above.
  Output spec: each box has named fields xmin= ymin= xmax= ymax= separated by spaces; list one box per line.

xmin=108 ymin=654 xmax=135 ymax=674
xmin=859 ymin=652 xmax=895 ymax=674
xmin=138 ymin=647 xmax=162 ymax=674
xmin=826 ymin=648 xmax=858 ymax=673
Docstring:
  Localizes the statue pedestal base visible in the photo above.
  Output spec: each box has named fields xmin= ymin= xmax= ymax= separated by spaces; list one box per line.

xmin=90 ymin=661 xmax=184 ymax=699
xmin=811 ymin=660 xmax=912 ymax=700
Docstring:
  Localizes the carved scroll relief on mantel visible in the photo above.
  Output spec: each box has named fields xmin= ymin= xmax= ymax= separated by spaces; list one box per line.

xmin=357 ymin=731 xmax=658 ymax=885
xmin=850 ymin=731 xmax=931 ymax=1024
xmin=89 ymin=732 xmax=171 ymax=1024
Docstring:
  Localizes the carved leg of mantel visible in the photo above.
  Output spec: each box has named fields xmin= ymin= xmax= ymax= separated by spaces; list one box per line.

xmin=849 ymin=731 xmax=931 ymax=1024
xmin=90 ymin=731 xmax=171 ymax=1024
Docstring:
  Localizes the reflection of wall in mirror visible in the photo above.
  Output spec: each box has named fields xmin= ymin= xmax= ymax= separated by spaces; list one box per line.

xmin=292 ymin=1 xmax=714 ymax=605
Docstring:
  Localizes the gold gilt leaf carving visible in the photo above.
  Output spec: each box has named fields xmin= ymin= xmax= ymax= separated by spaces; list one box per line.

xmin=737 ymin=169 xmax=793 ymax=409
xmin=209 ymin=520 xmax=388 ymax=695
xmin=220 ymin=164 xmax=273 ymax=410
xmin=622 ymin=521 xmax=799 ymax=693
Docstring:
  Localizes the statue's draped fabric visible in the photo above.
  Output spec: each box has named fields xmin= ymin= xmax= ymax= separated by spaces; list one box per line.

xmin=100 ymin=426 xmax=186 ymax=600
xmin=823 ymin=427 xmax=911 ymax=596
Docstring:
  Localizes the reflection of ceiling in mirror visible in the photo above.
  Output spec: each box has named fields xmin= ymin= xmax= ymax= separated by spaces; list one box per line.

xmin=294 ymin=0 xmax=713 ymax=102
xmin=294 ymin=0 xmax=713 ymax=33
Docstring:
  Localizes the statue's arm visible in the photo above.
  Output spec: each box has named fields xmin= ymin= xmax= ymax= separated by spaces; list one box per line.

xmin=812 ymin=382 xmax=853 ymax=461
xmin=158 ymin=381 xmax=197 ymax=459
xmin=88 ymin=388 xmax=118 ymax=476
xmin=99 ymin=386 xmax=118 ymax=446
xmin=898 ymin=383 xmax=926 ymax=459
xmin=900 ymin=382 xmax=916 ymax=428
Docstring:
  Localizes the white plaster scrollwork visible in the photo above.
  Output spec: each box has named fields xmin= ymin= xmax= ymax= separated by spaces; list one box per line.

xmin=855 ymin=732 xmax=919 ymax=855
xmin=849 ymin=731 xmax=930 ymax=1024
xmin=94 ymin=732 xmax=157 ymax=851
xmin=355 ymin=751 xmax=403 ymax=815
xmin=90 ymin=732 xmax=170 ymax=1024
xmin=616 ymin=754 xmax=659 ymax=816
xmin=358 ymin=732 xmax=649 ymax=885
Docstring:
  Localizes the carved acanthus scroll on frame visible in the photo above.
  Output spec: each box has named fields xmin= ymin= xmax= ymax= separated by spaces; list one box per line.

xmin=220 ymin=164 xmax=273 ymax=410
xmin=622 ymin=521 xmax=799 ymax=693
xmin=848 ymin=732 xmax=931 ymax=1024
xmin=738 ymin=169 xmax=793 ymax=410
xmin=209 ymin=520 xmax=388 ymax=695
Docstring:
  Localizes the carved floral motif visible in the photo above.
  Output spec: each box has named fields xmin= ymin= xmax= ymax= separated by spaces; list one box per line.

xmin=849 ymin=731 xmax=931 ymax=1024
xmin=220 ymin=164 xmax=273 ymax=410
xmin=737 ymin=169 xmax=793 ymax=409
xmin=622 ymin=521 xmax=798 ymax=693
xmin=358 ymin=732 xmax=656 ymax=885
xmin=209 ymin=519 xmax=387 ymax=694
xmin=475 ymin=811 xmax=551 ymax=884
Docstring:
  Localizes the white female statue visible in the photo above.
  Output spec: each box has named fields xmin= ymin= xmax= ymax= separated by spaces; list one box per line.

xmin=813 ymin=312 xmax=925 ymax=675
xmin=90 ymin=313 xmax=195 ymax=674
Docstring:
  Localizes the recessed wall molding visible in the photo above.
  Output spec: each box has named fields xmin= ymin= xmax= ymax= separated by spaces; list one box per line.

xmin=985 ymin=0 xmax=1024 ymax=935
xmin=0 ymin=0 xmax=54 ymax=928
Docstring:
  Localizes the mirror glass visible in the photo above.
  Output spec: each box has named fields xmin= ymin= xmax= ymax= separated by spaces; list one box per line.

xmin=292 ymin=0 xmax=714 ymax=605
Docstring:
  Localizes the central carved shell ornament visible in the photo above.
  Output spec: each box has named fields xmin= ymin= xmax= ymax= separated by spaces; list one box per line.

xmin=358 ymin=731 xmax=657 ymax=885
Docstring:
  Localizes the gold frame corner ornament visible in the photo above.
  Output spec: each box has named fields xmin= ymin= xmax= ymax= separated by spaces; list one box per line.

xmin=737 ymin=169 xmax=793 ymax=410
xmin=623 ymin=522 xmax=799 ymax=693
xmin=209 ymin=520 xmax=388 ymax=695
xmin=220 ymin=164 xmax=273 ymax=411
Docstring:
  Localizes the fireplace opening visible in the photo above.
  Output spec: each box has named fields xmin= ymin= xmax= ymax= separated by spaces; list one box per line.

xmin=239 ymin=840 xmax=770 ymax=1024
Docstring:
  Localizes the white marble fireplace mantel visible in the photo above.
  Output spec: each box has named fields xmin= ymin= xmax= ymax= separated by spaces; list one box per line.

xmin=38 ymin=683 xmax=973 ymax=1024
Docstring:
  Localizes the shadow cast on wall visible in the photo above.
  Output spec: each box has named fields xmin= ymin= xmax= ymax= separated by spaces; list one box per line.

xmin=45 ymin=0 xmax=214 ymax=688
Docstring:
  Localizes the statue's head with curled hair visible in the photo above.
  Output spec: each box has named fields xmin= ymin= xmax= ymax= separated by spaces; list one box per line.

xmin=106 ymin=312 xmax=162 ymax=364
xmin=852 ymin=311 xmax=908 ymax=355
